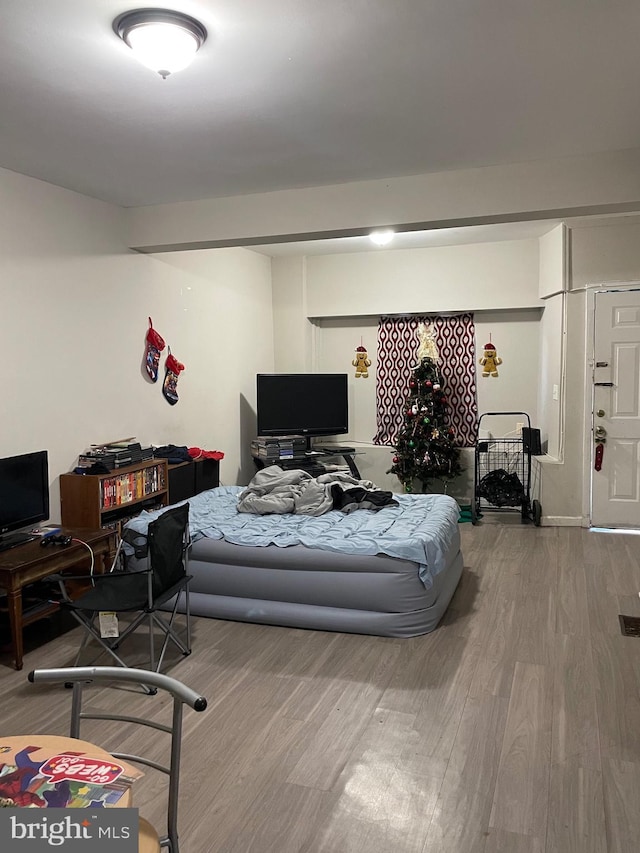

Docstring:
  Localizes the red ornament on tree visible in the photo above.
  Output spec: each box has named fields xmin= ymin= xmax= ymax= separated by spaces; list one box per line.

xmin=425 ymin=380 xmax=432 ymax=388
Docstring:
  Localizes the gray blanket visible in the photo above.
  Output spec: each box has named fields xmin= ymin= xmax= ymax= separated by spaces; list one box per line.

xmin=237 ymin=465 xmax=378 ymax=516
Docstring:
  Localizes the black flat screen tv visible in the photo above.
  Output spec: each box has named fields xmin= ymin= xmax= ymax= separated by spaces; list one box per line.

xmin=0 ymin=450 xmax=49 ymax=550
xmin=257 ymin=374 xmax=348 ymax=441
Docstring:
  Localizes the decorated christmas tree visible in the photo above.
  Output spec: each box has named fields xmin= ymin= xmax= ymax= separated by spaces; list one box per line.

xmin=388 ymin=354 xmax=462 ymax=493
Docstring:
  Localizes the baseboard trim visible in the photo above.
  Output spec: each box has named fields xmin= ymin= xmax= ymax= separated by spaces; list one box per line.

xmin=542 ymin=515 xmax=583 ymax=527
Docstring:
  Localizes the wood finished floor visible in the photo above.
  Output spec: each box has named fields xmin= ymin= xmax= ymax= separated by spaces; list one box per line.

xmin=2 ymin=522 xmax=640 ymax=852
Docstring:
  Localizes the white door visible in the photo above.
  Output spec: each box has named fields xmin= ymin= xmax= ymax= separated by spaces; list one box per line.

xmin=591 ymin=289 xmax=640 ymax=528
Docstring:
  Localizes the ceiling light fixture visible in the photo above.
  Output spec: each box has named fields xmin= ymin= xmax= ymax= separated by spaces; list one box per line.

xmin=369 ymin=229 xmax=395 ymax=247
xmin=113 ymin=8 xmax=207 ymax=79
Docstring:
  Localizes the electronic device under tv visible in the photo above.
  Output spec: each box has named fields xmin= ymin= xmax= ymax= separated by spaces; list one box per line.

xmin=257 ymin=373 xmax=348 ymax=449
xmin=0 ymin=450 xmax=50 ymax=551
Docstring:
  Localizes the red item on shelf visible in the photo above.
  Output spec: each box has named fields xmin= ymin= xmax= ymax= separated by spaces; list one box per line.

xmin=188 ymin=447 xmax=224 ymax=461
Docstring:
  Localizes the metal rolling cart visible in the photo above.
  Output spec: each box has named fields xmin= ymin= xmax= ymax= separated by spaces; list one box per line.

xmin=472 ymin=411 xmax=542 ymax=525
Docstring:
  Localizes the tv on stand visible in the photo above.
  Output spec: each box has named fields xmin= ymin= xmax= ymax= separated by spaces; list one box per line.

xmin=256 ymin=373 xmax=349 ymax=452
xmin=0 ymin=450 xmax=50 ymax=551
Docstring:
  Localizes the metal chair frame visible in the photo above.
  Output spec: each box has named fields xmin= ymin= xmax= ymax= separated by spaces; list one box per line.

xmin=28 ymin=665 xmax=207 ymax=853
xmin=54 ymin=504 xmax=192 ymax=676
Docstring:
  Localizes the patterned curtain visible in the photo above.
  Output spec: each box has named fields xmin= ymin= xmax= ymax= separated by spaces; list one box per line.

xmin=374 ymin=314 xmax=477 ymax=447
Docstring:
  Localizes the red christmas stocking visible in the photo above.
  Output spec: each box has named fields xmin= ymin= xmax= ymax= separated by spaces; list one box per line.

xmin=163 ymin=349 xmax=185 ymax=405
xmin=145 ymin=317 xmax=166 ymax=382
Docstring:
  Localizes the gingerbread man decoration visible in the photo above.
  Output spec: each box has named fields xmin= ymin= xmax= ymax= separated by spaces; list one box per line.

xmin=479 ymin=341 xmax=502 ymax=377
xmin=352 ymin=345 xmax=372 ymax=378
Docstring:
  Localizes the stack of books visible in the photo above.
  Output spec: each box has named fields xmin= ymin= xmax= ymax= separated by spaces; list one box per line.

xmin=100 ymin=463 xmax=166 ymax=508
xmin=251 ymin=436 xmax=306 ymax=461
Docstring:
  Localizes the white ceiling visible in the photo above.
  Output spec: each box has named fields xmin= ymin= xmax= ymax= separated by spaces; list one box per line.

xmin=1 ymin=0 xmax=640 ymax=213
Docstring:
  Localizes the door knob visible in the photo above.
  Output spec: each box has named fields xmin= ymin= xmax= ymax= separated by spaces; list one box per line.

xmin=596 ymin=409 xmax=605 ymax=418
xmin=595 ymin=425 xmax=607 ymax=439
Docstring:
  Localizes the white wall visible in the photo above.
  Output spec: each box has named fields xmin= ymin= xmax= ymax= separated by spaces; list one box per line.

xmin=539 ymin=224 xmax=567 ymax=298
xmin=537 ymin=289 xmax=587 ymax=523
xmin=272 ymin=238 xmax=543 ymax=497
xmin=145 ymin=248 xmax=274 ymax=486
xmin=1 ymin=167 xmax=273 ymax=524
xmin=569 ymin=216 xmax=640 ymax=289
xmin=305 ymin=239 xmax=541 ymax=316
xmin=536 ymin=295 xmax=564 ymax=460
xmin=537 ymin=224 xmax=567 ymax=462
xmin=270 ymin=255 xmax=312 ymax=372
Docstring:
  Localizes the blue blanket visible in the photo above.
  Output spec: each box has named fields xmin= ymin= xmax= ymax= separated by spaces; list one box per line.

xmin=125 ymin=486 xmax=461 ymax=588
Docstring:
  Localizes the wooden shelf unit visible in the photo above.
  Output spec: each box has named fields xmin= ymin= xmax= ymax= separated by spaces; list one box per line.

xmin=60 ymin=458 xmax=169 ymax=530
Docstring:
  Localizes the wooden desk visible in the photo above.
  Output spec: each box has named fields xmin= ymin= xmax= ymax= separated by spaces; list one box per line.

xmin=0 ymin=736 xmax=158 ymax=852
xmin=0 ymin=528 xmax=116 ymax=671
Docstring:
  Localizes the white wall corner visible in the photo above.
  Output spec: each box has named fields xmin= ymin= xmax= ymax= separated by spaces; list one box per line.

xmin=539 ymin=222 xmax=568 ymax=299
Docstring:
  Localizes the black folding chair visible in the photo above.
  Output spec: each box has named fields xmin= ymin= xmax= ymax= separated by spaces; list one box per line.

xmin=28 ymin=665 xmax=207 ymax=853
xmin=55 ymin=503 xmax=191 ymax=675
